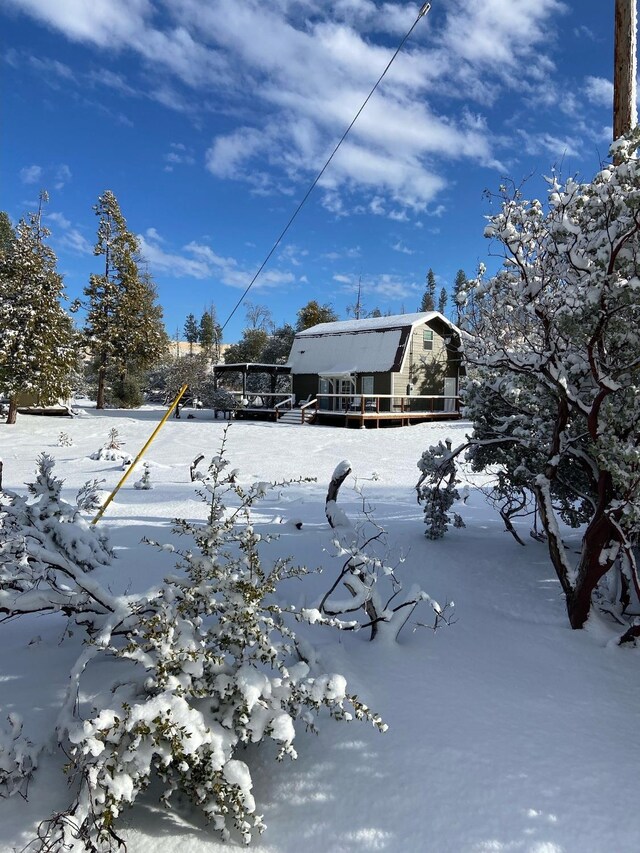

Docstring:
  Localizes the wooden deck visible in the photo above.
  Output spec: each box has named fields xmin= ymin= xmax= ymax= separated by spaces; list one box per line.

xmin=221 ymin=392 xmax=461 ymax=428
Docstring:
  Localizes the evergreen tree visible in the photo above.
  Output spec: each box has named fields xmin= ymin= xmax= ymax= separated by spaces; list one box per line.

xmin=0 ymin=211 xmax=14 ymax=256
xmin=81 ymin=191 xmax=167 ymax=409
xmin=198 ymin=311 xmax=216 ymax=358
xmin=224 ymin=328 xmax=269 ymax=364
xmin=0 ymin=193 xmax=77 ymax=424
xmin=438 ymin=286 xmax=448 ymax=315
xmin=419 ymin=269 xmax=437 ymax=312
xmin=295 ymin=300 xmax=339 ymax=331
xmin=262 ymin=323 xmax=296 ymax=364
xmin=453 ymin=269 xmax=467 ymax=324
xmin=184 ymin=313 xmax=199 ymax=355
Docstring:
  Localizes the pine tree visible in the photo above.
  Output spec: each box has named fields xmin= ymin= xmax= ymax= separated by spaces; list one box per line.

xmin=0 ymin=193 xmax=77 ymax=424
xmin=199 ymin=311 xmax=215 ymax=358
xmin=419 ymin=269 xmax=437 ymax=312
xmin=0 ymin=211 xmax=14 ymax=256
xmin=81 ymin=191 xmax=167 ymax=409
xmin=453 ymin=269 xmax=467 ymax=324
xmin=184 ymin=313 xmax=199 ymax=355
xmin=438 ymin=287 xmax=448 ymax=315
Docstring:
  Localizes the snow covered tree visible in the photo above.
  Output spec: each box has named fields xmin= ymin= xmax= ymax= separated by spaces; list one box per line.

xmin=295 ymin=300 xmax=338 ymax=331
xmin=0 ymin=211 xmax=14 ymax=255
xmin=80 ymin=191 xmax=168 ymax=409
xmin=419 ymin=268 xmax=437 ymax=312
xmin=0 ymin=193 xmax=77 ymax=424
xmin=450 ymin=131 xmax=640 ymax=633
xmin=453 ymin=269 xmax=467 ymax=324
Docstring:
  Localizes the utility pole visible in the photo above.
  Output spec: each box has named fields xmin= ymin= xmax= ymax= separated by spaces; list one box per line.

xmin=613 ymin=0 xmax=637 ymax=146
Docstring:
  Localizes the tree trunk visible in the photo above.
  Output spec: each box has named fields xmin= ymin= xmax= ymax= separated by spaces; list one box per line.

xmin=6 ymin=396 xmax=17 ymax=425
xmin=614 ymin=0 xmax=637 ymax=150
xmin=96 ymin=366 xmax=106 ymax=410
xmin=566 ymin=473 xmax=618 ymax=628
xmin=537 ymin=471 xmax=618 ymax=629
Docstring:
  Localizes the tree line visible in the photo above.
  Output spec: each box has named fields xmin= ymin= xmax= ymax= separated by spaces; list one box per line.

xmin=0 ymin=185 xmax=469 ymax=422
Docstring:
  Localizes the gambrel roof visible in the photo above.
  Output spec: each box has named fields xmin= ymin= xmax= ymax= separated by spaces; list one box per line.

xmin=287 ymin=311 xmax=461 ymax=375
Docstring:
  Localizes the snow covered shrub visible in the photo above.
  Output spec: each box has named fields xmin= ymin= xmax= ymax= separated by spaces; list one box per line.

xmin=90 ymin=428 xmax=132 ymax=464
xmin=0 ymin=455 xmax=112 ymax=613
xmin=11 ymin=436 xmax=384 ymax=850
xmin=57 ymin=431 xmax=73 ymax=447
xmin=208 ymin=387 xmax=241 ymax=413
xmin=416 ymin=441 xmax=466 ymax=539
xmin=320 ymin=461 xmax=454 ymax=641
xmin=453 ymin=129 xmax=640 ymax=631
xmin=0 ymin=713 xmax=38 ymax=799
xmin=133 ymin=461 xmax=152 ymax=490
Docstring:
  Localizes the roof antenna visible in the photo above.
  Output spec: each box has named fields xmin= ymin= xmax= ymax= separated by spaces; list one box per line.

xmin=219 ymin=2 xmax=433 ymax=334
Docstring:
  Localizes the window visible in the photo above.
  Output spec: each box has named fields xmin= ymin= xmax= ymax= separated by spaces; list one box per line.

xmin=423 ymin=329 xmax=434 ymax=351
xmin=362 ymin=376 xmax=374 ymax=395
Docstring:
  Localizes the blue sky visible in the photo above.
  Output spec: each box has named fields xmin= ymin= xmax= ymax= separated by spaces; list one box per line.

xmin=1 ymin=0 xmax=618 ymax=343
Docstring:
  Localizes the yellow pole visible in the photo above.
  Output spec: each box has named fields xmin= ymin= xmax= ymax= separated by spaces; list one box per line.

xmin=91 ymin=384 xmax=189 ymax=525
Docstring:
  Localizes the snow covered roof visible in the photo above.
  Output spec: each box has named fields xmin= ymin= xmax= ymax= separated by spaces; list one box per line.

xmin=287 ymin=312 xmax=458 ymax=375
xmin=295 ymin=311 xmax=441 ymax=337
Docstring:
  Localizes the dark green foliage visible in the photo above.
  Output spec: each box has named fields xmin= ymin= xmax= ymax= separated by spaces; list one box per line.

xmin=438 ymin=286 xmax=448 ymax=315
xmin=106 ymin=373 xmax=144 ymax=408
xmin=419 ymin=269 xmax=436 ymax=312
xmin=81 ymin=191 xmax=168 ymax=409
xmin=184 ymin=313 xmax=199 ymax=354
xmin=295 ymin=300 xmax=339 ymax=331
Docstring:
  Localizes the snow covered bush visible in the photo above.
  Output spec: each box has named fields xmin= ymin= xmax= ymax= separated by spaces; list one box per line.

xmin=416 ymin=441 xmax=466 ymax=539
xmin=0 ymin=454 xmax=112 ymax=620
xmin=320 ymin=461 xmax=454 ymax=641
xmin=2 ymin=441 xmax=385 ymax=850
xmin=133 ymin=461 xmax=152 ymax=490
xmin=90 ymin=428 xmax=132 ymax=464
xmin=57 ymin=431 xmax=73 ymax=447
xmin=452 ymin=130 xmax=640 ymax=632
xmin=0 ymin=713 xmax=38 ymax=799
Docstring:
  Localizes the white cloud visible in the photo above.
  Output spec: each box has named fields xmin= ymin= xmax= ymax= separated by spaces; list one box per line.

xmin=55 ymin=163 xmax=72 ymax=189
xmin=46 ymin=210 xmax=92 ymax=254
xmin=391 ymin=240 xmax=414 ymax=255
xmin=517 ymin=129 xmax=580 ymax=159
xmin=20 ymin=164 xmax=43 ymax=184
xmin=138 ymin=229 xmax=295 ymax=291
xmin=584 ymin=76 xmax=613 ymax=109
xmin=8 ymin=0 xmax=574 ymax=211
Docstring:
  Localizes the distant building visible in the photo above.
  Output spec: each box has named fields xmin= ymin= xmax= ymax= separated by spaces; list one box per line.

xmin=287 ymin=311 xmax=464 ymax=420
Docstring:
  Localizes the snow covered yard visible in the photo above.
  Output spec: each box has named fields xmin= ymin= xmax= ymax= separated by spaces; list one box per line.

xmin=1 ymin=406 xmax=639 ymax=853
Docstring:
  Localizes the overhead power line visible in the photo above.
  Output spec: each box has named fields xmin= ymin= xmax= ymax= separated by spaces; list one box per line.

xmin=220 ymin=2 xmax=432 ymax=333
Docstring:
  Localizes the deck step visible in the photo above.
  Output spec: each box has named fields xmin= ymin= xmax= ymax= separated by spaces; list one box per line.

xmin=278 ymin=409 xmax=313 ymax=425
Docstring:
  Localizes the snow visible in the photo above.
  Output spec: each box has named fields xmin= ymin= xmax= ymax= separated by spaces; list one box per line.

xmin=2 ymin=404 xmax=640 ymax=852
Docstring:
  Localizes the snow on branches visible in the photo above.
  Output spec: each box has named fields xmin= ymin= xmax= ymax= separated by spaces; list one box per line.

xmin=456 ymin=129 xmax=640 ymax=631
xmin=416 ymin=441 xmax=466 ymax=539
xmin=1 ymin=437 xmax=386 ymax=850
xmin=320 ymin=459 xmax=454 ymax=641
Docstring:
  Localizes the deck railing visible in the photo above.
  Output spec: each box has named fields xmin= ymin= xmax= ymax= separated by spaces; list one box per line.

xmin=316 ymin=393 xmax=460 ymax=415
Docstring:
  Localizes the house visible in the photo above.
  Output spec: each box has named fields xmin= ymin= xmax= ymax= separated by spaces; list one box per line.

xmin=287 ymin=311 xmax=464 ymax=425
